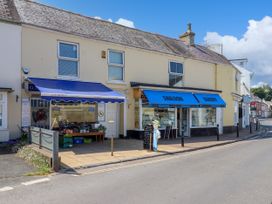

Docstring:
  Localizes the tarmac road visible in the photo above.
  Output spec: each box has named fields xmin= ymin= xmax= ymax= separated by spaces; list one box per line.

xmin=1 ymin=135 xmax=272 ymax=204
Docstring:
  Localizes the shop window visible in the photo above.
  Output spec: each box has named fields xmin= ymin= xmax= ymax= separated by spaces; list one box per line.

xmin=31 ymin=99 xmax=50 ymax=129
xmin=51 ymin=103 xmax=97 ymax=129
xmin=142 ymin=107 xmax=176 ymax=129
xmin=169 ymin=61 xmax=183 ymax=87
xmin=58 ymin=42 xmax=79 ymax=78
xmin=108 ymin=50 xmax=124 ymax=81
xmin=191 ymin=108 xmax=216 ymax=128
xmin=0 ymin=92 xmax=7 ymax=129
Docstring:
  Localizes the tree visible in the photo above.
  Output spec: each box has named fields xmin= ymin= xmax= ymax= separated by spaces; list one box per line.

xmin=251 ymin=85 xmax=272 ymax=101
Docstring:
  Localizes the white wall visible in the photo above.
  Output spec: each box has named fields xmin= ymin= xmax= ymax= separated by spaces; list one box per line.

xmin=0 ymin=22 xmax=21 ymax=141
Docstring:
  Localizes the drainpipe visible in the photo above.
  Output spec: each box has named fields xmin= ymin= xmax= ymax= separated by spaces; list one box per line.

xmin=214 ymin=63 xmax=218 ymax=90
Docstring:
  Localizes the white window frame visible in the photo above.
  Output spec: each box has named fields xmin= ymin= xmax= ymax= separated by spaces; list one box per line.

xmin=0 ymin=92 xmax=8 ymax=129
xmin=57 ymin=41 xmax=79 ymax=79
xmin=168 ymin=61 xmax=184 ymax=87
xmin=107 ymin=49 xmax=125 ymax=83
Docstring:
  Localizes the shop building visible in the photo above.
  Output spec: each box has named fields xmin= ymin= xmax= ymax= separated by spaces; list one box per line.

xmin=1 ymin=0 xmax=241 ymax=142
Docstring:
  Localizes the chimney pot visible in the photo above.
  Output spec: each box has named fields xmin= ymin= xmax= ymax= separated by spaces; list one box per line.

xmin=179 ymin=23 xmax=195 ymax=46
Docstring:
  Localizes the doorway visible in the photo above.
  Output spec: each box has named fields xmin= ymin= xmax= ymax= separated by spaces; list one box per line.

xmin=178 ymin=108 xmax=190 ymax=137
xmin=105 ymin=103 xmax=119 ymax=138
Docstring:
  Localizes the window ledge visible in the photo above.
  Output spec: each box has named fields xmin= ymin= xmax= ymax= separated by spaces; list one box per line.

xmin=107 ymin=81 xmax=127 ymax=85
xmin=56 ymin=76 xmax=80 ymax=81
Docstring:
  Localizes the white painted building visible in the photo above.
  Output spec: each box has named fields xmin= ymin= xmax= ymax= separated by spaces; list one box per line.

xmin=0 ymin=1 xmax=22 ymax=142
xmin=231 ymin=60 xmax=253 ymax=128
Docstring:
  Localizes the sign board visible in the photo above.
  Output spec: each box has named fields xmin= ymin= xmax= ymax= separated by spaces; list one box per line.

xmin=22 ymin=98 xmax=31 ymax=127
xmin=97 ymin=103 xmax=105 ymax=122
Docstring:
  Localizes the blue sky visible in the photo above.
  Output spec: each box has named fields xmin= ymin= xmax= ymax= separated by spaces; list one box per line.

xmin=38 ymin=0 xmax=272 ymax=43
xmin=39 ymin=0 xmax=272 ymax=86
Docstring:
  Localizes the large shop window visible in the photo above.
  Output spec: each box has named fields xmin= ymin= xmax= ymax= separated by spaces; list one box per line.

xmin=58 ymin=42 xmax=79 ymax=78
xmin=142 ymin=107 xmax=175 ymax=129
xmin=191 ymin=108 xmax=216 ymax=128
xmin=51 ymin=103 xmax=96 ymax=129
xmin=0 ymin=92 xmax=7 ymax=129
xmin=108 ymin=50 xmax=124 ymax=81
xmin=31 ymin=99 xmax=50 ymax=129
xmin=169 ymin=61 xmax=183 ymax=87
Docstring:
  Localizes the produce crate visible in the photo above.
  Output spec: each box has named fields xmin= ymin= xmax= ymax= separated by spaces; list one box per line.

xmin=84 ymin=138 xmax=92 ymax=144
xmin=73 ymin=137 xmax=84 ymax=144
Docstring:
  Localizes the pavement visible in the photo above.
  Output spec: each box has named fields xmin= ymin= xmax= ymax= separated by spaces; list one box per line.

xmin=59 ymin=128 xmax=258 ymax=170
xmin=1 ymin=134 xmax=272 ymax=204
xmin=0 ymin=147 xmax=40 ymax=188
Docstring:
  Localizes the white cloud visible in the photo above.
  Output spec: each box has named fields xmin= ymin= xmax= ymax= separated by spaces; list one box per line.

xmin=204 ymin=16 xmax=272 ymax=85
xmin=115 ymin=18 xmax=135 ymax=28
xmin=92 ymin=16 xmax=135 ymax=28
xmin=252 ymin=81 xmax=268 ymax=88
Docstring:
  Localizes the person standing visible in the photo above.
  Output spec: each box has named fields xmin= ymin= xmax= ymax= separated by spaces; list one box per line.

xmin=152 ymin=119 xmax=161 ymax=151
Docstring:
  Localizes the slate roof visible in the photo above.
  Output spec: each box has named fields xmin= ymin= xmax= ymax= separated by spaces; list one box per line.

xmin=2 ymin=0 xmax=231 ymax=65
xmin=0 ymin=0 xmax=20 ymax=23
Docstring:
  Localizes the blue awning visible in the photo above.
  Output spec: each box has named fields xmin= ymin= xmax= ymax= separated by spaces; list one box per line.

xmin=143 ymin=90 xmax=199 ymax=107
xmin=194 ymin=93 xmax=226 ymax=107
xmin=27 ymin=77 xmax=125 ymax=103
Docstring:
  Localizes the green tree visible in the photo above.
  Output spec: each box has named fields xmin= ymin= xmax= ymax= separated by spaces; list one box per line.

xmin=251 ymin=85 xmax=272 ymax=100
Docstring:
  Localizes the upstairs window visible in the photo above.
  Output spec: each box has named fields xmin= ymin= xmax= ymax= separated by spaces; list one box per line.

xmin=169 ymin=61 xmax=183 ymax=87
xmin=108 ymin=50 xmax=124 ymax=82
xmin=58 ymin=42 xmax=79 ymax=78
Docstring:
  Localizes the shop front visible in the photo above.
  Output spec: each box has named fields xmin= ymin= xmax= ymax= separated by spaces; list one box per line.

xmin=24 ymin=77 xmax=125 ymax=147
xmin=131 ymin=87 xmax=226 ymax=138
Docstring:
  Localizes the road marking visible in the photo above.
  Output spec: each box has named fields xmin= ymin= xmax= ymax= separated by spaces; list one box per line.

xmin=22 ymin=178 xmax=50 ymax=186
xmin=0 ymin=186 xmax=14 ymax=192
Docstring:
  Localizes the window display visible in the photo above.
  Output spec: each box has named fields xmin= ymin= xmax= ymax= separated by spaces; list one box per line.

xmin=191 ymin=108 xmax=216 ymax=128
xmin=142 ymin=107 xmax=176 ymax=129
xmin=51 ymin=103 xmax=97 ymax=129
xmin=31 ymin=99 xmax=50 ymax=129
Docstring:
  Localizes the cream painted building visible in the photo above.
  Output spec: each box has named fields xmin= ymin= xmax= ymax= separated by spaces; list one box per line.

xmin=0 ymin=1 xmax=21 ymax=142
xmin=0 ymin=0 xmax=241 ymax=141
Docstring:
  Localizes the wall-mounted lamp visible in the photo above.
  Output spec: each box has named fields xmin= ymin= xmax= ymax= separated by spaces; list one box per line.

xmin=101 ymin=50 xmax=106 ymax=59
xmin=16 ymin=95 xmax=19 ymax=102
xmin=22 ymin=67 xmax=30 ymax=75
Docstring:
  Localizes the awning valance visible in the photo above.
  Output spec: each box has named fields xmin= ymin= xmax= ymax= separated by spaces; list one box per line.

xmin=27 ymin=77 xmax=125 ymax=103
xmin=143 ymin=90 xmax=199 ymax=107
xmin=194 ymin=93 xmax=226 ymax=107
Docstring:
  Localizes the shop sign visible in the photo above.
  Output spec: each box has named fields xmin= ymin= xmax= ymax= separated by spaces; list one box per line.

xmin=22 ymin=98 xmax=31 ymax=127
xmin=28 ymin=83 xmax=39 ymax=92
xmin=203 ymin=97 xmax=217 ymax=102
xmin=162 ymin=96 xmax=183 ymax=101
xmin=97 ymin=103 xmax=105 ymax=122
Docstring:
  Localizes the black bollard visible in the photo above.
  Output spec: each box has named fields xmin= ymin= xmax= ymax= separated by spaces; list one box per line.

xmin=181 ymin=128 xmax=184 ymax=147
xmin=249 ymin=122 xmax=252 ymax=134
xmin=236 ymin=123 xmax=239 ymax=138
xmin=216 ymin=124 xmax=220 ymax=141
xmin=256 ymin=119 xmax=258 ymax=131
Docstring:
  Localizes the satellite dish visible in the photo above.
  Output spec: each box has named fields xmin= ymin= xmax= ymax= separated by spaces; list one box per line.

xmin=22 ymin=67 xmax=30 ymax=74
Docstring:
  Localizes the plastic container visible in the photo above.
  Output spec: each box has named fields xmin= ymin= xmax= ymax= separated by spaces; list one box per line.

xmin=73 ymin=137 xmax=84 ymax=144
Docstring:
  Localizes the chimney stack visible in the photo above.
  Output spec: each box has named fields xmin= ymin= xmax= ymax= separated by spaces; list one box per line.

xmin=179 ymin=23 xmax=195 ymax=46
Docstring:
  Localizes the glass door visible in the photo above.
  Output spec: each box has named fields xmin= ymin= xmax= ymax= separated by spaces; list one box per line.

xmin=180 ymin=108 xmax=189 ymax=137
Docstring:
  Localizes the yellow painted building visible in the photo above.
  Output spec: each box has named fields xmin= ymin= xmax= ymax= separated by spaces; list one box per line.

xmin=1 ymin=0 xmax=241 ymax=141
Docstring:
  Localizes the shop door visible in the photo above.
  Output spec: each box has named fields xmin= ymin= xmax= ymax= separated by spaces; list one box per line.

xmin=106 ymin=103 xmax=119 ymax=138
xmin=180 ymin=108 xmax=189 ymax=137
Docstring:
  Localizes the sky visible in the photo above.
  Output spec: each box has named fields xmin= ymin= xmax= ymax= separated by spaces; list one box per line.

xmin=38 ymin=0 xmax=272 ymax=87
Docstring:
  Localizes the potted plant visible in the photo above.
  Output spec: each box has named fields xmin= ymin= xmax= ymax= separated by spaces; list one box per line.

xmin=97 ymin=124 xmax=107 ymax=133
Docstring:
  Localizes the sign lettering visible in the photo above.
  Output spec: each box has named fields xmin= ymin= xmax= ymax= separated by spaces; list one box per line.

xmin=162 ymin=96 xmax=184 ymax=101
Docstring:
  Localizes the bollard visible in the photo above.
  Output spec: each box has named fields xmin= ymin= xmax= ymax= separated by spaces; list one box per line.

xmin=255 ymin=119 xmax=258 ymax=131
xmin=216 ymin=124 xmax=220 ymax=141
xmin=236 ymin=123 xmax=239 ymax=138
xmin=181 ymin=128 xmax=184 ymax=147
xmin=249 ymin=122 xmax=252 ymax=134
xmin=111 ymin=136 xmax=114 ymax=156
